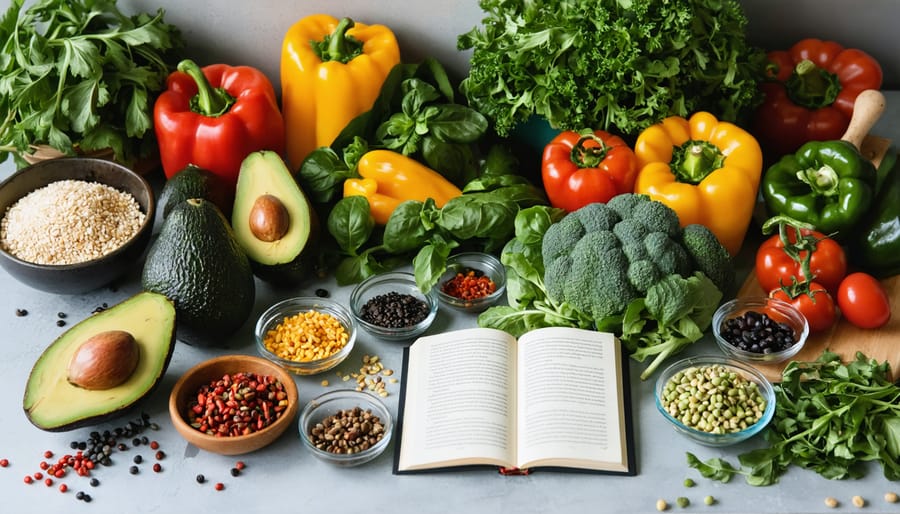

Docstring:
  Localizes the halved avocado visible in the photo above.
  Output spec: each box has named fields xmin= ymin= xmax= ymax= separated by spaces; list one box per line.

xmin=23 ymin=292 xmax=176 ymax=432
xmin=231 ymin=150 xmax=319 ymax=285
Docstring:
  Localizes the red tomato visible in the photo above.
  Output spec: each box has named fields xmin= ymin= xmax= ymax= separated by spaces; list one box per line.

xmin=770 ymin=282 xmax=837 ymax=333
xmin=756 ymin=226 xmax=847 ymax=295
xmin=836 ymin=272 xmax=891 ymax=329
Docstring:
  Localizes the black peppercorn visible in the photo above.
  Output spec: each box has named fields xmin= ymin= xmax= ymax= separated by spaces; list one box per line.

xmin=315 ymin=288 xmax=329 ymax=298
xmin=196 ymin=474 xmax=206 ymax=484
xmin=129 ymin=465 xmax=139 ymax=475
xmin=133 ymin=455 xmax=143 ymax=464
xmin=230 ymin=467 xmax=241 ymax=477
xmin=359 ymin=291 xmax=430 ymax=328
xmin=55 ymin=319 xmax=66 ymax=327
xmin=15 ymin=308 xmax=28 ymax=317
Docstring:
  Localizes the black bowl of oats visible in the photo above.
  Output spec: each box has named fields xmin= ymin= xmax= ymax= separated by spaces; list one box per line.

xmin=0 ymin=157 xmax=155 ymax=294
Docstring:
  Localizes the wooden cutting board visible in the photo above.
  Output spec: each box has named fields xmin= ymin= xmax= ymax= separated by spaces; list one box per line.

xmin=736 ymin=272 xmax=900 ymax=382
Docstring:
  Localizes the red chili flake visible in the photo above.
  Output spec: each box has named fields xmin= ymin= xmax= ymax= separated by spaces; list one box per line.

xmin=441 ymin=268 xmax=497 ymax=301
xmin=214 ymin=482 xmax=225 ymax=491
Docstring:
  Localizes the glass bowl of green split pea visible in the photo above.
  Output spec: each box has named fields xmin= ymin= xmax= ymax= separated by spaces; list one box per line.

xmin=654 ymin=356 xmax=776 ymax=447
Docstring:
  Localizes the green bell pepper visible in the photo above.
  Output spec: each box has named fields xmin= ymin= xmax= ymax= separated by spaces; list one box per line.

xmin=851 ymin=150 xmax=900 ymax=277
xmin=761 ymin=140 xmax=875 ymax=237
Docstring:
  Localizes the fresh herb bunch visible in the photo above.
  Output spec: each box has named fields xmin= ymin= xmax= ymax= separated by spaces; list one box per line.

xmin=688 ymin=351 xmax=900 ymax=486
xmin=0 ymin=0 xmax=184 ymax=167
xmin=458 ymin=0 xmax=768 ymax=137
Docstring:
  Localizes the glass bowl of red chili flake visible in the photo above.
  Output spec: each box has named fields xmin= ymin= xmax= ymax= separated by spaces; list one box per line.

xmin=437 ymin=252 xmax=507 ymax=313
xmin=168 ymin=355 xmax=299 ymax=455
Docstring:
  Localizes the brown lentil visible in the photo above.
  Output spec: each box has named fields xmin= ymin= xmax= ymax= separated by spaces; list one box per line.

xmin=263 ymin=310 xmax=349 ymax=362
xmin=308 ymin=406 xmax=385 ymax=454
xmin=0 ymin=179 xmax=146 ymax=265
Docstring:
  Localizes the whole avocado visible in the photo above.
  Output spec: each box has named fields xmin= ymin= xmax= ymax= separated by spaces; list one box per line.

xmin=141 ymin=198 xmax=255 ymax=346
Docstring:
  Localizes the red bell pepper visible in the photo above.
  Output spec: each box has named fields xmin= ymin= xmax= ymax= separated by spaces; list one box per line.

xmin=541 ymin=129 xmax=638 ymax=212
xmin=752 ymin=38 xmax=882 ymax=157
xmin=154 ymin=59 xmax=285 ymax=188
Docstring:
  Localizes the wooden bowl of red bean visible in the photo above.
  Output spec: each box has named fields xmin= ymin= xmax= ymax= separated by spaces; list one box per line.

xmin=168 ymin=355 xmax=299 ymax=455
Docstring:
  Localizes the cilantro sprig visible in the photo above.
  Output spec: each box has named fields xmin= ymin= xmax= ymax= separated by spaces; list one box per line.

xmin=688 ymin=351 xmax=900 ymax=486
xmin=0 ymin=0 xmax=184 ymax=167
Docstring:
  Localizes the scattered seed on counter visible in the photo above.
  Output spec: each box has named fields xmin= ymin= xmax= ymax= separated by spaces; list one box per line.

xmin=15 ymin=308 xmax=28 ymax=317
xmin=230 ymin=467 xmax=241 ymax=477
xmin=825 ymin=497 xmax=839 ymax=508
xmin=195 ymin=474 xmax=206 ymax=484
xmin=704 ymin=495 xmax=715 ymax=506
xmin=683 ymin=478 xmax=695 ymax=487
xmin=315 ymin=288 xmax=329 ymax=298
xmin=155 ymin=451 xmax=165 ymax=460
xmin=235 ymin=461 xmax=245 ymax=471
xmin=152 ymin=463 xmax=162 ymax=473
xmin=56 ymin=319 xmax=66 ymax=327
xmin=886 ymin=492 xmax=899 ymax=503
xmin=852 ymin=495 xmax=866 ymax=508
xmin=129 ymin=465 xmax=139 ymax=475
xmin=676 ymin=497 xmax=690 ymax=508
xmin=320 ymin=379 xmax=329 ymax=387
xmin=58 ymin=483 xmax=68 ymax=493
xmin=215 ymin=482 xmax=225 ymax=491
xmin=0 ymin=458 xmax=8 ymax=467
xmin=656 ymin=499 xmax=669 ymax=511
xmin=57 ymin=312 xmax=67 ymax=319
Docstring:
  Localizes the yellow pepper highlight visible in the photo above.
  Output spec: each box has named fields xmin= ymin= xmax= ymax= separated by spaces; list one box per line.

xmin=344 ymin=150 xmax=463 ymax=224
xmin=634 ymin=111 xmax=763 ymax=256
xmin=281 ymin=15 xmax=400 ymax=169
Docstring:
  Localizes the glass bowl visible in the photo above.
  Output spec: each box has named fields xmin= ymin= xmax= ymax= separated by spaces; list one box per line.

xmin=436 ymin=252 xmax=507 ymax=313
xmin=299 ymin=389 xmax=393 ymax=467
xmin=713 ymin=296 xmax=809 ymax=363
xmin=255 ymin=297 xmax=356 ymax=375
xmin=654 ymin=355 xmax=776 ymax=447
xmin=349 ymin=271 xmax=438 ymax=341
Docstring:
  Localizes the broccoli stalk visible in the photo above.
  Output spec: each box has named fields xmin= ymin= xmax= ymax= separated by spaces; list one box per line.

xmin=621 ymin=273 xmax=723 ymax=380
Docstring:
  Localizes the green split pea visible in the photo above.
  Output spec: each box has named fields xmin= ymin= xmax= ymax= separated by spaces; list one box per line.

xmin=662 ymin=364 xmax=766 ymax=434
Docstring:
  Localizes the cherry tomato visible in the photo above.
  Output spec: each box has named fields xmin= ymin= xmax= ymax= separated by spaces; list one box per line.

xmin=756 ymin=226 xmax=847 ymax=295
xmin=836 ymin=272 xmax=891 ymax=329
xmin=770 ymin=282 xmax=837 ymax=333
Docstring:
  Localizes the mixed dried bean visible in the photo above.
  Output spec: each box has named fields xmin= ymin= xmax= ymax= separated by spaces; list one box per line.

xmin=187 ymin=372 xmax=289 ymax=437
xmin=308 ymin=406 xmax=386 ymax=454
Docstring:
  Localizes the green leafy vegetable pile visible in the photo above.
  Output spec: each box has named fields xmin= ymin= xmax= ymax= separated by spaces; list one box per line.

xmin=298 ymin=59 xmax=547 ymax=290
xmin=479 ymin=195 xmax=732 ymax=379
xmin=0 ymin=0 xmax=184 ymax=167
xmin=688 ymin=351 xmax=900 ymax=486
xmin=457 ymin=0 xmax=767 ymax=137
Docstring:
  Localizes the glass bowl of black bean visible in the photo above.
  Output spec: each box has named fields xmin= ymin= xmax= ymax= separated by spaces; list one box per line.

xmin=712 ymin=296 xmax=809 ymax=363
xmin=349 ymin=271 xmax=439 ymax=342
xmin=655 ymin=355 xmax=776 ymax=447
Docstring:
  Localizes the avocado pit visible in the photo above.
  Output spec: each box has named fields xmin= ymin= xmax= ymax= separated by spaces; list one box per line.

xmin=67 ymin=330 xmax=140 ymax=390
xmin=249 ymin=194 xmax=290 ymax=242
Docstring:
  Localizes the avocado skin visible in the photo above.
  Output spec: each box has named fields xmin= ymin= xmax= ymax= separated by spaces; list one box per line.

xmin=23 ymin=292 xmax=177 ymax=432
xmin=158 ymin=164 xmax=233 ymax=220
xmin=142 ymin=198 xmax=256 ymax=347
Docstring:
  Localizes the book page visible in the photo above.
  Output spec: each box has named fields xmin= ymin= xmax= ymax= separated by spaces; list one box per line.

xmin=396 ymin=327 xmax=517 ymax=471
xmin=515 ymin=327 xmax=627 ymax=471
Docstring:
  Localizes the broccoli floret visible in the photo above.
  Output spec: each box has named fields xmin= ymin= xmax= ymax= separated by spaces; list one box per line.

xmin=564 ymin=243 xmax=638 ymax=320
xmin=627 ymin=259 xmax=663 ymax=293
xmin=543 ymin=253 xmax=572 ymax=302
xmin=644 ymin=232 xmax=692 ymax=277
xmin=572 ymin=202 xmax=620 ymax=233
xmin=612 ymin=218 xmax=649 ymax=248
xmin=606 ymin=193 xmax=650 ymax=220
xmin=681 ymin=224 xmax=734 ymax=293
xmin=541 ymin=213 xmax=587 ymax=264
xmin=632 ymin=198 xmax=683 ymax=238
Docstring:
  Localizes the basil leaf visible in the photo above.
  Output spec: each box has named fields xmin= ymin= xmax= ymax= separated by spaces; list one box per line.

xmin=327 ymin=196 xmax=374 ymax=255
xmin=427 ymin=104 xmax=488 ymax=144
xmin=422 ymin=136 xmax=478 ymax=187
xmin=383 ymin=200 xmax=432 ymax=254
xmin=297 ymin=147 xmax=356 ymax=204
xmin=413 ymin=235 xmax=457 ymax=293
xmin=686 ymin=453 xmax=737 ymax=483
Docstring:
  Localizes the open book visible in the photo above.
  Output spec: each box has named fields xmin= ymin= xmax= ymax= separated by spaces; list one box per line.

xmin=393 ymin=326 xmax=635 ymax=475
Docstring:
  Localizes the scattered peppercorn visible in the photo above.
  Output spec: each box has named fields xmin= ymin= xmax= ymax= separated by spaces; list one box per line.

xmin=149 ymin=441 xmax=159 ymax=450
xmin=76 ymin=491 xmax=84 ymax=500
xmin=230 ymin=467 xmax=240 ymax=477
xmin=132 ymin=438 xmax=141 ymax=446
xmin=720 ymin=310 xmax=796 ymax=354
xmin=15 ymin=308 xmax=28 ymax=317
xmin=441 ymin=267 xmax=497 ymax=301
xmin=133 ymin=455 xmax=143 ymax=464
xmin=656 ymin=499 xmax=668 ymax=511
xmin=24 ymin=475 xmax=33 ymax=484
xmin=58 ymin=483 xmax=68 ymax=493
xmin=33 ymin=472 xmax=43 ymax=480
xmin=195 ymin=474 xmax=206 ymax=484
xmin=43 ymin=450 xmax=53 ymax=459
xmin=155 ymin=451 xmax=165 ymax=460
xmin=56 ymin=319 xmax=66 ymax=327
xmin=825 ymin=497 xmax=839 ymax=508
xmin=89 ymin=478 xmax=99 ymax=487
xmin=152 ymin=463 xmax=162 ymax=473
xmin=129 ymin=465 xmax=139 ymax=475
xmin=57 ymin=311 xmax=67 ymax=319
xmin=315 ymin=288 xmax=329 ymax=298
xmin=82 ymin=493 xmax=92 ymax=503
xmin=117 ymin=443 xmax=128 ymax=451
xmin=215 ymin=482 xmax=224 ymax=491
xmin=234 ymin=461 xmax=246 ymax=471
xmin=44 ymin=477 xmax=53 ymax=486
xmin=359 ymin=291 xmax=430 ymax=328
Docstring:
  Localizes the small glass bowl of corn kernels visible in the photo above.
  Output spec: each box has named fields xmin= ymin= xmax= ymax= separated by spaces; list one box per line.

xmin=255 ymin=297 xmax=357 ymax=375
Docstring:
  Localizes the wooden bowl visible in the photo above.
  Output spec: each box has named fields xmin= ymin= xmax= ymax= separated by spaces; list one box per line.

xmin=168 ymin=355 xmax=299 ymax=455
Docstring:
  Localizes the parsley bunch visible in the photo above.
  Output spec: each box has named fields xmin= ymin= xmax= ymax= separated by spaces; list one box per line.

xmin=688 ymin=351 xmax=900 ymax=486
xmin=458 ymin=0 xmax=768 ymax=137
xmin=0 ymin=0 xmax=184 ymax=167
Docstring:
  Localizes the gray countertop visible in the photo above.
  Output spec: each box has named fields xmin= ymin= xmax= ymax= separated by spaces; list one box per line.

xmin=1 ymin=94 xmax=899 ymax=514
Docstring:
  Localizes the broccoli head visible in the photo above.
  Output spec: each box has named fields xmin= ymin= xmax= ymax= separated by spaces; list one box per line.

xmin=681 ymin=224 xmax=735 ymax=293
xmin=540 ymin=194 xmax=733 ymax=323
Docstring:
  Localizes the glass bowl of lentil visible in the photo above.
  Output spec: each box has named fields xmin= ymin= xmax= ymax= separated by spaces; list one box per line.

xmin=349 ymin=271 xmax=439 ymax=341
xmin=299 ymin=389 xmax=393 ymax=467
xmin=168 ymin=354 xmax=300 ymax=455
xmin=255 ymin=297 xmax=357 ymax=375
xmin=712 ymin=296 xmax=809 ymax=364
xmin=436 ymin=252 xmax=507 ymax=313
xmin=654 ymin=355 xmax=776 ymax=447
xmin=0 ymin=157 xmax=155 ymax=294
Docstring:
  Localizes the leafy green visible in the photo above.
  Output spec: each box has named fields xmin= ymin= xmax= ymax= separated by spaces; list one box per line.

xmin=457 ymin=0 xmax=767 ymax=137
xmin=0 ymin=0 xmax=184 ymax=167
xmin=688 ymin=352 xmax=900 ymax=486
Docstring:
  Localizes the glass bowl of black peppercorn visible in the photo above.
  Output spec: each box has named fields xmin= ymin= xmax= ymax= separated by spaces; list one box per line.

xmin=349 ymin=271 xmax=439 ymax=341
xmin=712 ymin=296 xmax=809 ymax=363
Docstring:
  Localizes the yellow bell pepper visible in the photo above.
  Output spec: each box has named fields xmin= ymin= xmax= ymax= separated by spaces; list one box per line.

xmin=343 ymin=150 xmax=463 ymax=224
xmin=281 ymin=15 xmax=400 ymax=169
xmin=633 ymin=112 xmax=763 ymax=256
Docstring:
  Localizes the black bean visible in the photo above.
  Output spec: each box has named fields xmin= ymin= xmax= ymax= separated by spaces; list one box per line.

xmin=721 ymin=311 xmax=797 ymax=354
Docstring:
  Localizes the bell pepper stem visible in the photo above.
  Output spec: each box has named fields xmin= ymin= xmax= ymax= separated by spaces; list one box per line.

xmin=317 ymin=18 xmax=364 ymax=64
xmin=796 ymin=164 xmax=840 ymax=196
xmin=177 ymin=59 xmax=235 ymax=117
xmin=571 ymin=134 xmax=609 ymax=168
xmin=785 ymin=59 xmax=841 ymax=110
xmin=672 ymin=141 xmax=725 ymax=184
